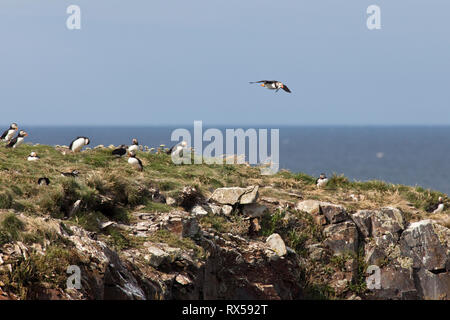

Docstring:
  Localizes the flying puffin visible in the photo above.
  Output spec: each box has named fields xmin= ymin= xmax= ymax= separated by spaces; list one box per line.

xmin=59 ymin=169 xmax=80 ymax=177
xmin=37 ymin=177 xmax=50 ymax=186
xmin=128 ymin=139 xmax=139 ymax=153
xmin=128 ymin=150 xmax=143 ymax=171
xmin=112 ymin=144 xmax=128 ymax=157
xmin=69 ymin=137 xmax=90 ymax=153
xmin=1 ymin=123 xmax=18 ymax=142
xmin=27 ymin=152 xmax=40 ymax=161
xmin=249 ymin=80 xmax=291 ymax=93
xmin=316 ymin=173 xmax=329 ymax=188
xmin=431 ymin=197 xmax=445 ymax=214
xmin=167 ymin=141 xmax=188 ymax=157
xmin=6 ymin=130 xmax=28 ymax=148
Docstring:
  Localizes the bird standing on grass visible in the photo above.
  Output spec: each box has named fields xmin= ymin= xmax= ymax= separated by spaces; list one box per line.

xmin=27 ymin=152 xmax=40 ymax=161
xmin=432 ymin=197 xmax=445 ymax=214
xmin=112 ymin=145 xmax=128 ymax=157
xmin=167 ymin=141 xmax=187 ymax=157
xmin=128 ymin=139 xmax=139 ymax=153
xmin=6 ymin=130 xmax=28 ymax=148
xmin=249 ymin=80 xmax=291 ymax=93
xmin=316 ymin=173 xmax=329 ymax=188
xmin=128 ymin=150 xmax=143 ymax=171
xmin=1 ymin=123 xmax=18 ymax=142
xmin=69 ymin=137 xmax=90 ymax=153
xmin=37 ymin=177 xmax=50 ymax=186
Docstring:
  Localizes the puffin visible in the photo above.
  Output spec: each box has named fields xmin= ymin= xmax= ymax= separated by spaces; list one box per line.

xmin=1 ymin=123 xmax=18 ymax=142
xmin=128 ymin=150 xmax=143 ymax=171
xmin=128 ymin=139 xmax=139 ymax=153
xmin=27 ymin=152 xmax=40 ymax=161
xmin=6 ymin=130 xmax=28 ymax=148
xmin=316 ymin=173 xmax=329 ymax=188
xmin=59 ymin=169 xmax=80 ymax=177
xmin=249 ymin=80 xmax=291 ymax=93
xmin=431 ymin=197 xmax=445 ymax=214
xmin=37 ymin=177 xmax=50 ymax=186
xmin=167 ymin=141 xmax=188 ymax=157
xmin=69 ymin=137 xmax=90 ymax=153
xmin=112 ymin=144 xmax=128 ymax=157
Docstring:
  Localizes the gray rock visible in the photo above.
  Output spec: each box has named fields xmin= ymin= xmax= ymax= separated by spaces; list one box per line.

xmin=323 ymin=221 xmax=359 ymax=255
xmin=295 ymin=200 xmax=321 ymax=215
xmin=400 ymin=220 xmax=449 ymax=271
xmin=416 ymin=268 xmax=450 ymax=300
xmin=371 ymin=207 xmax=405 ymax=238
xmin=210 ymin=186 xmax=259 ymax=205
xmin=166 ymin=197 xmax=176 ymax=206
xmin=145 ymin=246 xmax=170 ymax=267
xmin=222 ymin=205 xmax=233 ymax=215
xmin=321 ymin=203 xmax=348 ymax=224
xmin=241 ymin=203 xmax=268 ymax=218
xmin=190 ymin=205 xmax=208 ymax=216
xmin=352 ymin=210 xmax=374 ymax=238
xmin=266 ymin=233 xmax=287 ymax=256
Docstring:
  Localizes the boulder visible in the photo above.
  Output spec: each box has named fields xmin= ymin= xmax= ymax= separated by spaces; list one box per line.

xmin=371 ymin=207 xmax=405 ymax=238
xmin=190 ymin=205 xmax=208 ymax=216
xmin=323 ymin=221 xmax=359 ymax=255
xmin=375 ymin=266 xmax=418 ymax=300
xmin=320 ymin=203 xmax=348 ymax=224
xmin=351 ymin=210 xmax=374 ymax=239
xmin=145 ymin=245 xmax=171 ymax=268
xmin=210 ymin=186 xmax=259 ymax=205
xmin=295 ymin=200 xmax=321 ymax=215
xmin=400 ymin=220 xmax=449 ymax=271
xmin=222 ymin=205 xmax=233 ymax=216
xmin=266 ymin=233 xmax=287 ymax=256
xmin=416 ymin=268 xmax=450 ymax=300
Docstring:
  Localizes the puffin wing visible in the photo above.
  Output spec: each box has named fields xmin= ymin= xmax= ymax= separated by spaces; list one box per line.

xmin=282 ymin=85 xmax=292 ymax=93
xmin=6 ymin=136 xmax=17 ymax=148
xmin=0 ymin=129 xmax=8 ymax=140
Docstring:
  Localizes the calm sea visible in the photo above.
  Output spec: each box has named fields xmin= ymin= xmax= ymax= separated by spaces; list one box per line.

xmin=14 ymin=126 xmax=450 ymax=195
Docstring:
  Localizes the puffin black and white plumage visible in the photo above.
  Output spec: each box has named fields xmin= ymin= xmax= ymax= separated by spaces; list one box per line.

xmin=128 ymin=139 xmax=139 ymax=153
xmin=316 ymin=173 xmax=328 ymax=188
xmin=6 ymin=130 xmax=28 ymax=148
xmin=249 ymin=80 xmax=291 ymax=93
xmin=112 ymin=144 xmax=128 ymax=157
xmin=27 ymin=151 xmax=40 ymax=161
xmin=166 ymin=141 xmax=187 ymax=157
xmin=37 ymin=177 xmax=50 ymax=186
xmin=128 ymin=150 xmax=143 ymax=171
xmin=1 ymin=123 xmax=18 ymax=142
xmin=69 ymin=137 xmax=90 ymax=152
xmin=430 ymin=197 xmax=445 ymax=214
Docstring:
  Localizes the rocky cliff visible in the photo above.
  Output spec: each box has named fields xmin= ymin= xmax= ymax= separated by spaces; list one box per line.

xmin=0 ymin=144 xmax=449 ymax=300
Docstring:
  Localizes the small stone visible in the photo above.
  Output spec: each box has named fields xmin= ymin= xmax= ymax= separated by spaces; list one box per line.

xmin=266 ymin=233 xmax=287 ymax=256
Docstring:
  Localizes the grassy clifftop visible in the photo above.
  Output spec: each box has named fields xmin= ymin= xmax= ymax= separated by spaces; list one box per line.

xmin=0 ymin=142 xmax=447 ymax=226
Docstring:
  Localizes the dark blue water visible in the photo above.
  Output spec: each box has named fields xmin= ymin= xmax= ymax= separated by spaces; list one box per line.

xmin=13 ymin=126 xmax=450 ymax=195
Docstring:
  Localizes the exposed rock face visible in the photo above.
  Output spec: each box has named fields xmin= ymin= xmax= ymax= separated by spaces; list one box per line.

xmin=210 ymin=186 xmax=259 ymax=205
xmin=295 ymin=200 xmax=347 ymax=225
xmin=400 ymin=220 xmax=448 ymax=271
xmin=321 ymin=203 xmax=348 ymax=224
xmin=323 ymin=221 xmax=359 ymax=255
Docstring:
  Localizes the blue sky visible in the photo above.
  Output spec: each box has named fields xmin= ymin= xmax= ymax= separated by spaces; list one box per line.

xmin=0 ymin=0 xmax=449 ymax=126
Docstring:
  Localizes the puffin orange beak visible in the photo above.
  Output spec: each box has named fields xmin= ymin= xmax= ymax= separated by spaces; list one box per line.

xmin=261 ymin=84 xmax=265 ymax=87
